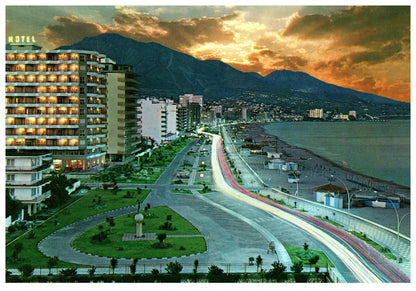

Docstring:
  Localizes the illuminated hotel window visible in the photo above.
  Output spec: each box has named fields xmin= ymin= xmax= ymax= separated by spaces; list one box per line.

xmin=6 ymin=138 xmax=14 ymax=146
xmin=47 ymin=107 xmax=56 ymax=114
xmin=16 ymin=64 xmax=25 ymax=71
xmin=58 ymin=75 xmax=68 ymax=82
xmin=69 ymin=64 xmax=79 ymax=71
xmin=37 ymin=117 xmax=46 ymax=125
xmin=48 ymin=118 xmax=57 ymax=125
xmin=16 ymin=53 xmax=25 ymax=61
xmin=37 ymin=75 xmax=46 ymax=82
xmin=48 ymin=86 xmax=57 ymax=93
xmin=6 ymin=86 xmax=15 ymax=93
xmin=6 ymin=117 xmax=15 ymax=125
xmin=37 ymin=86 xmax=47 ymax=93
xmin=58 ymin=64 xmax=68 ymax=71
xmin=48 ymin=96 xmax=57 ymax=104
xmin=27 ymin=54 xmax=36 ymax=61
xmin=37 ymin=64 xmax=46 ymax=71
xmin=6 ymin=75 xmax=15 ymax=82
xmin=16 ymin=75 xmax=25 ymax=82
xmin=6 ymin=54 xmax=15 ymax=61
xmin=58 ymin=53 xmax=69 ymax=61
xmin=37 ymin=53 xmax=47 ymax=60
xmin=47 ymin=75 xmax=57 ymax=82
xmin=70 ymin=53 xmax=79 ymax=61
xmin=27 ymin=75 xmax=36 ymax=82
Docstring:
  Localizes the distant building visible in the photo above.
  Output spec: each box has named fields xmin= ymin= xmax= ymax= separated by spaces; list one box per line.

xmin=179 ymin=94 xmax=203 ymax=107
xmin=6 ymin=151 xmax=52 ymax=216
xmin=103 ymin=60 xmax=141 ymax=163
xmin=138 ymin=98 xmax=178 ymax=145
xmin=334 ymin=114 xmax=349 ymax=120
xmin=309 ymin=109 xmax=324 ymax=119
xmin=349 ymin=111 xmax=357 ymax=119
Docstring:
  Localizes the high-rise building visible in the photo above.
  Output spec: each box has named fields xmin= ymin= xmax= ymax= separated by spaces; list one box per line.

xmin=309 ymin=108 xmax=324 ymax=119
xmin=138 ymin=98 xmax=178 ymax=145
xmin=5 ymin=41 xmax=107 ymax=171
xmin=102 ymin=60 xmax=141 ymax=163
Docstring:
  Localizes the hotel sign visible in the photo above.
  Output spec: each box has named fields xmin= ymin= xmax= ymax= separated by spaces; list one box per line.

xmin=8 ymin=35 xmax=36 ymax=43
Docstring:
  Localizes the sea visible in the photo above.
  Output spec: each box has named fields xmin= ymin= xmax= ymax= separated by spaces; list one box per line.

xmin=264 ymin=120 xmax=410 ymax=187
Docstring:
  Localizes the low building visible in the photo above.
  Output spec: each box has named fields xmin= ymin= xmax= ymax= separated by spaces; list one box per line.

xmin=267 ymin=152 xmax=282 ymax=159
xmin=264 ymin=158 xmax=284 ymax=170
xmin=6 ymin=151 xmax=52 ymax=216
xmin=312 ymin=183 xmax=347 ymax=204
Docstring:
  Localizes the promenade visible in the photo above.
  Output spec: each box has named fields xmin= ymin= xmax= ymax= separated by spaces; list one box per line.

xmin=224 ymin=123 xmax=411 ymax=237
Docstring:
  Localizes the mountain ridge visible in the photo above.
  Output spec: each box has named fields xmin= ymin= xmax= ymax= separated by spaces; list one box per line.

xmin=55 ymin=33 xmax=407 ymax=111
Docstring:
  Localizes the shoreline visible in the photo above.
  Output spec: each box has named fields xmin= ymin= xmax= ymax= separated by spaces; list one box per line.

xmin=241 ymin=122 xmax=410 ymax=200
xmin=261 ymin=122 xmax=410 ymax=190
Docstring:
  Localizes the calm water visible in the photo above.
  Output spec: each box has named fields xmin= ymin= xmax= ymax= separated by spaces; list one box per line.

xmin=265 ymin=120 xmax=410 ymax=187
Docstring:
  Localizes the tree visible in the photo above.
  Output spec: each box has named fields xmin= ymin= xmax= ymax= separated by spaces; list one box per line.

xmin=290 ymin=261 xmax=303 ymax=273
xmin=110 ymin=257 xmax=118 ymax=274
xmin=267 ymin=261 xmax=287 ymax=282
xmin=308 ymin=254 xmax=320 ymax=273
xmin=193 ymin=259 xmax=199 ymax=274
xmin=157 ymin=233 xmax=167 ymax=245
xmin=47 ymin=256 xmax=58 ymax=275
xmin=44 ymin=174 xmax=74 ymax=208
xmin=130 ymin=258 xmax=138 ymax=275
xmin=303 ymin=242 xmax=309 ymax=252
xmin=255 ymin=255 xmax=263 ymax=272
xmin=6 ymin=192 xmax=24 ymax=219
xmin=18 ymin=264 xmax=34 ymax=278
xmin=207 ymin=264 xmax=224 ymax=282
xmin=165 ymin=261 xmax=183 ymax=274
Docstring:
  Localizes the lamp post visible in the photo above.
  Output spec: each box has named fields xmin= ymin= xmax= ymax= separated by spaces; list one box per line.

xmin=382 ymin=194 xmax=410 ymax=253
xmin=330 ymin=175 xmax=351 ymax=230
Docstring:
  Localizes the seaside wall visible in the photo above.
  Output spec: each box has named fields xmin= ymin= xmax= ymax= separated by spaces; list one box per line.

xmin=261 ymin=188 xmax=410 ymax=264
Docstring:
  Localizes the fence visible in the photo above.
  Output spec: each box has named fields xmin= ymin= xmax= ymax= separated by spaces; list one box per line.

xmin=262 ymin=188 xmax=410 ymax=262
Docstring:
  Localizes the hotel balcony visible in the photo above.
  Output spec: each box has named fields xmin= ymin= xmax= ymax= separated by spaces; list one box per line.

xmin=6 ymin=96 xmax=79 ymax=105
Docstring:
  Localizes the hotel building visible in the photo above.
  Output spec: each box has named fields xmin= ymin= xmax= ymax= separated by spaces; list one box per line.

xmin=103 ymin=60 xmax=141 ymax=163
xmin=5 ymin=41 xmax=107 ymax=171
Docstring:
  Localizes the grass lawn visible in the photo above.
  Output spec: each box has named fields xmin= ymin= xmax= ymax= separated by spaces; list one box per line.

xmin=72 ymin=206 xmax=206 ymax=259
xmin=171 ymin=189 xmax=193 ymax=195
xmin=349 ymin=231 xmax=397 ymax=260
xmin=6 ymin=189 xmax=151 ymax=269
xmin=283 ymin=244 xmax=333 ymax=268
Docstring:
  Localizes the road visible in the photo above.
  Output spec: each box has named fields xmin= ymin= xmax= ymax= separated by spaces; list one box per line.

xmin=209 ymin=132 xmax=410 ymax=283
xmin=34 ymin=135 xmax=409 ymax=282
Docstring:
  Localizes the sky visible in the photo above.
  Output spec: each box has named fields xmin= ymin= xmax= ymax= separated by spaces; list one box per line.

xmin=4 ymin=2 xmax=411 ymax=102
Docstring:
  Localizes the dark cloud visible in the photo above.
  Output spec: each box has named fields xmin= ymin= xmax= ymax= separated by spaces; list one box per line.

xmin=39 ymin=10 xmax=235 ymax=53
xmin=39 ymin=16 xmax=106 ymax=48
xmin=273 ymin=55 xmax=308 ymax=71
xmin=283 ymin=6 xmax=410 ymax=61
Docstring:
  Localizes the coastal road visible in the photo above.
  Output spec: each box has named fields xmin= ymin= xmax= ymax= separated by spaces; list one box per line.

xmin=209 ymin=132 xmax=410 ymax=283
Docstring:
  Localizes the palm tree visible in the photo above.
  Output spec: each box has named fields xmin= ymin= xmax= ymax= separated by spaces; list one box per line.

xmin=255 ymin=255 xmax=263 ymax=272
xmin=110 ymin=257 xmax=118 ymax=274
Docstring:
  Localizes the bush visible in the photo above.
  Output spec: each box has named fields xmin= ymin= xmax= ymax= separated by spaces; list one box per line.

xmin=18 ymin=264 xmax=34 ymax=277
xmin=165 ymin=261 xmax=183 ymax=274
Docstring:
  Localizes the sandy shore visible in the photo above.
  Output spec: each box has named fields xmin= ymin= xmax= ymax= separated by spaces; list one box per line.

xmin=229 ymin=122 xmax=411 ymax=237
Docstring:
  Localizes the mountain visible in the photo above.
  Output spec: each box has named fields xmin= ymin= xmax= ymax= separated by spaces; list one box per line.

xmin=57 ymin=33 xmax=408 ymax=113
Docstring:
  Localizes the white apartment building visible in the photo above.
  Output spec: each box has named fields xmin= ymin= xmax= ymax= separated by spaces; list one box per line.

xmin=138 ymin=98 xmax=178 ymax=145
xmin=309 ymin=108 xmax=324 ymax=119
xmin=6 ymin=152 xmax=51 ymax=216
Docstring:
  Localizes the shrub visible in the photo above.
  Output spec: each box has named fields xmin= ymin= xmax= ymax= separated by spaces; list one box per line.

xmin=165 ymin=261 xmax=183 ymax=274
xmin=18 ymin=264 xmax=34 ymax=277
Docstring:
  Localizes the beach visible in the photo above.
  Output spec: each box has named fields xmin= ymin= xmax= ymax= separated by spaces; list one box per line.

xmin=226 ymin=122 xmax=411 ymax=237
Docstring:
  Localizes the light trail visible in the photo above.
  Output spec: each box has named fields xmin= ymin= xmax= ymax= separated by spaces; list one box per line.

xmin=207 ymin=132 xmax=410 ymax=283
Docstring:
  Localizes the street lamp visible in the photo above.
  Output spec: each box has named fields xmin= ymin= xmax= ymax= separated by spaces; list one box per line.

xmin=382 ymin=193 xmax=410 ymax=253
xmin=330 ymin=175 xmax=352 ymax=230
